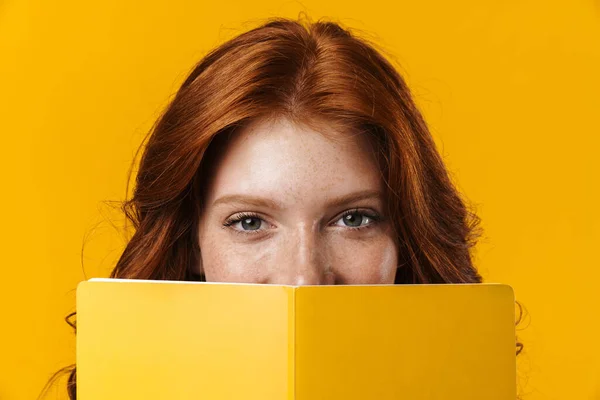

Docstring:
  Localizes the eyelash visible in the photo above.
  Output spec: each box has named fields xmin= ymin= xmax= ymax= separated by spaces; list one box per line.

xmin=222 ymin=209 xmax=381 ymax=235
xmin=338 ymin=209 xmax=381 ymax=229
xmin=222 ymin=212 xmax=263 ymax=234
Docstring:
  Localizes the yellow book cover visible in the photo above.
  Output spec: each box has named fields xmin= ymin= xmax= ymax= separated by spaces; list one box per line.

xmin=77 ymin=279 xmax=516 ymax=399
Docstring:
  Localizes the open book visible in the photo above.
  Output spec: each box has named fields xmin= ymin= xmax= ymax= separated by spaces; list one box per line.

xmin=77 ymin=279 xmax=516 ymax=399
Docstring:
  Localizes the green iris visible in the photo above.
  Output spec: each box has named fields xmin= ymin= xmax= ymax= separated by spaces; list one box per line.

xmin=343 ymin=213 xmax=363 ymax=227
xmin=241 ymin=217 xmax=261 ymax=230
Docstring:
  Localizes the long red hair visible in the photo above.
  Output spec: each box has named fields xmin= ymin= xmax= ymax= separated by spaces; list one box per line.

xmin=49 ymin=16 xmax=522 ymax=399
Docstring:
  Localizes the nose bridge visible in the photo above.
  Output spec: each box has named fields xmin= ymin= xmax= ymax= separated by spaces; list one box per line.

xmin=287 ymin=224 xmax=324 ymax=285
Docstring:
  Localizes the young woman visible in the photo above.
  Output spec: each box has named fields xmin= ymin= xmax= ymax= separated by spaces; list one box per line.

xmin=54 ymin=16 xmax=521 ymax=399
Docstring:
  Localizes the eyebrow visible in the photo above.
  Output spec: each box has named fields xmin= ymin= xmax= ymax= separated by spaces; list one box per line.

xmin=211 ymin=194 xmax=283 ymax=210
xmin=211 ymin=190 xmax=383 ymax=210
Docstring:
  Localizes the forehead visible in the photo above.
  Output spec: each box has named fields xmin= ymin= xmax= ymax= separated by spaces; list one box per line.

xmin=203 ymin=117 xmax=383 ymax=205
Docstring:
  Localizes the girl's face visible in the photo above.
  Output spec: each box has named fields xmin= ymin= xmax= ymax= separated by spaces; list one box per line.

xmin=197 ymin=117 xmax=398 ymax=285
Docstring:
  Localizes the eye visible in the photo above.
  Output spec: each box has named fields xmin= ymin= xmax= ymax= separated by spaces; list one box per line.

xmin=239 ymin=217 xmax=262 ymax=231
xmin=333 ymin=210 xmax=378 ymax=228
xmin=223 ymin=213 xmax=265 ymax=233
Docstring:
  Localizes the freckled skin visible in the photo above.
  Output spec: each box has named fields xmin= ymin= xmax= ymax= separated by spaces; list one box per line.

xmin=197 ymin=117 xmax=398 ymax=285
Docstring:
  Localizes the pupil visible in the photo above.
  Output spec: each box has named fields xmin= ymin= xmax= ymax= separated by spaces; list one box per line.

xmin=344 ymin=213 xmax=362 ymax=227
xmin=241 ymin=217 xmax=261 ymax=230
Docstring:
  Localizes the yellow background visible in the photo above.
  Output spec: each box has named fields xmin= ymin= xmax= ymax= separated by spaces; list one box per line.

xmin=0 ymin=0 xmax=598 ymax=399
